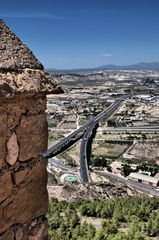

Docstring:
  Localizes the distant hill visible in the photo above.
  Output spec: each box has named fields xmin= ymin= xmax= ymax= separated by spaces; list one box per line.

xmin=47 ymin=62 xmax=159 ymax=73
xmin=97 ymin=62 xmax=159 ymax=70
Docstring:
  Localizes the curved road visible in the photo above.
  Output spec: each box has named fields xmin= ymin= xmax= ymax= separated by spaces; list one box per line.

xmin=80 ymin=122 xmax=97 ymax=182
xmin=42 ymin=96 xmax=127 ymax=159
xmin=80 ymin=97 xmax=126 ymax=182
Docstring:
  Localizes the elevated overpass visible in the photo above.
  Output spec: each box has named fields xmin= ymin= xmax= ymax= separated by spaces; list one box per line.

xmin=80 ymin=97 xmax=125 ymax=182
xmin=41 ymin=96 xmax=126 ymax=159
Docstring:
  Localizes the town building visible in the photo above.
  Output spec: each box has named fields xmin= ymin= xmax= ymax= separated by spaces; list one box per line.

xmin=128 ymin=172 xmax=159 ymax=187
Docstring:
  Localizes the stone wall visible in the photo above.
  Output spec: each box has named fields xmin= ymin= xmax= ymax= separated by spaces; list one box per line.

xmin=0 ymin=94 xmax=48 ymax=240
xmin=0 ymin=19 xmax=63 ymax=239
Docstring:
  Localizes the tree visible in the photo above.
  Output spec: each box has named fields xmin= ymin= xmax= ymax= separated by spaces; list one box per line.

xmin=122 ymin=164 xmax=132 ymax=177
xmin=48 ymin=196 xmax=159 ymax=240
xmin=94 ymin=228 xmax=107 ymax=240
xmin=102 ymin=220 xmax=117 ymax=235
xmin=133 ymin=231 xmax=144 ymax=240
xmin=151 ymin=215 xmax=159 ymax=236
xmin=86 ymin=224 xmax=96 ymax=239
xmin=108 ymin=232 xmax=128 ymax=240
xmin=128 ymin=219 xmax=143 ymax=240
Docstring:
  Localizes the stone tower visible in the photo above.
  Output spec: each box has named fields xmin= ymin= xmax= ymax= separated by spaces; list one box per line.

xmin=0 ymin=20 xmax=61 ymax=239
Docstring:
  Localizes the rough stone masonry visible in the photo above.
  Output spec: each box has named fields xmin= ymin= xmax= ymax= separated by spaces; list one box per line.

xmin=0 ymin=20 xmax=62 ymax=239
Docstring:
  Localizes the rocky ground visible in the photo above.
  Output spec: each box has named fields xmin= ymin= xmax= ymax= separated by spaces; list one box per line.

xmin=47 ymin=181 xmax=139 ymax=202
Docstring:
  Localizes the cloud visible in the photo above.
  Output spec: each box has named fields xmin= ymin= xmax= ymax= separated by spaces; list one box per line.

xmin=0 ymin=11 xmax=66 ymax=20
xmin=101 ymin=53 xmax=113 ymax=57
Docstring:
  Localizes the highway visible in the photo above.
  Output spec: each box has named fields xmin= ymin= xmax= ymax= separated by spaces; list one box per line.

xmin=80 ymin=122 xmax=96 ymax=182
xmin=41 ymin=116 xmax=95 ymax=158
xmin=80 ymin=97 xmax=125 ymax=182
xmin=44 ymin=94 xmax=159 ymax=185
xmin=48 ymin=158 xmax=77 ymax=173
xmin=104 ymin=125 xmax=159 ymax=132
xmin=43 ymin=93 xmax=159 ymax=193
xmin=48 ymin=158 xmax=81 ymax=182
xmin=95 ymin=171 xmax=159 ymax=197
xmin=41 ymin=96 xmax=126 ymax=159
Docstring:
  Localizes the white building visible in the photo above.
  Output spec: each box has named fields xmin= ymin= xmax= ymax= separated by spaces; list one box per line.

xmin=128 ymin=172 xmax=159 ymax=187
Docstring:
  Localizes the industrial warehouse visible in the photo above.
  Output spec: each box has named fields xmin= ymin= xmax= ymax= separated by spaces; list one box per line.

xmin=128 ymin=172 xmax=159 ymax=187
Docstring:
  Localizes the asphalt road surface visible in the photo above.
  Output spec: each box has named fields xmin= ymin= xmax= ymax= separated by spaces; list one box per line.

xmin=80 ymin=98 xmax=125 ymax=182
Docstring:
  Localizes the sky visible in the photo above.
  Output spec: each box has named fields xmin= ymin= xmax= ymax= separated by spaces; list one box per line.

xmin=1 ymin=0 xmax=159 ymax=69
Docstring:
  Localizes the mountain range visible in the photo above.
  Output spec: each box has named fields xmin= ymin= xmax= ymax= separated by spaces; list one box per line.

xmin=96 ymin=62 xmax=159 ymax=70
xmin=47 ymin=62 xmax=159 ymax=73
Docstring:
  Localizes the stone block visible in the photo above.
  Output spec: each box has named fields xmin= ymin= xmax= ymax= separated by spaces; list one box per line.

xmin=28 ymin=221 xmax=48 ymax=240
xmin=17 ymin=114 xmax=48 ymax=161
xmin=0 ymin=114 xmax=7 ymax=169
xmin=0 ymin=159 xmax=48 ymax=234
xmin=0 ymin=228 xmax=14 ymax=240
xmin=15 ymin=169 xmax=29 ymax=186
xmin=15 ymin=227 xmax=23 ymax=240
xmin=0 ymin=171 xmax=12 ymax=203
xmin=6 ymin=133 xmax=19 ymax=165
